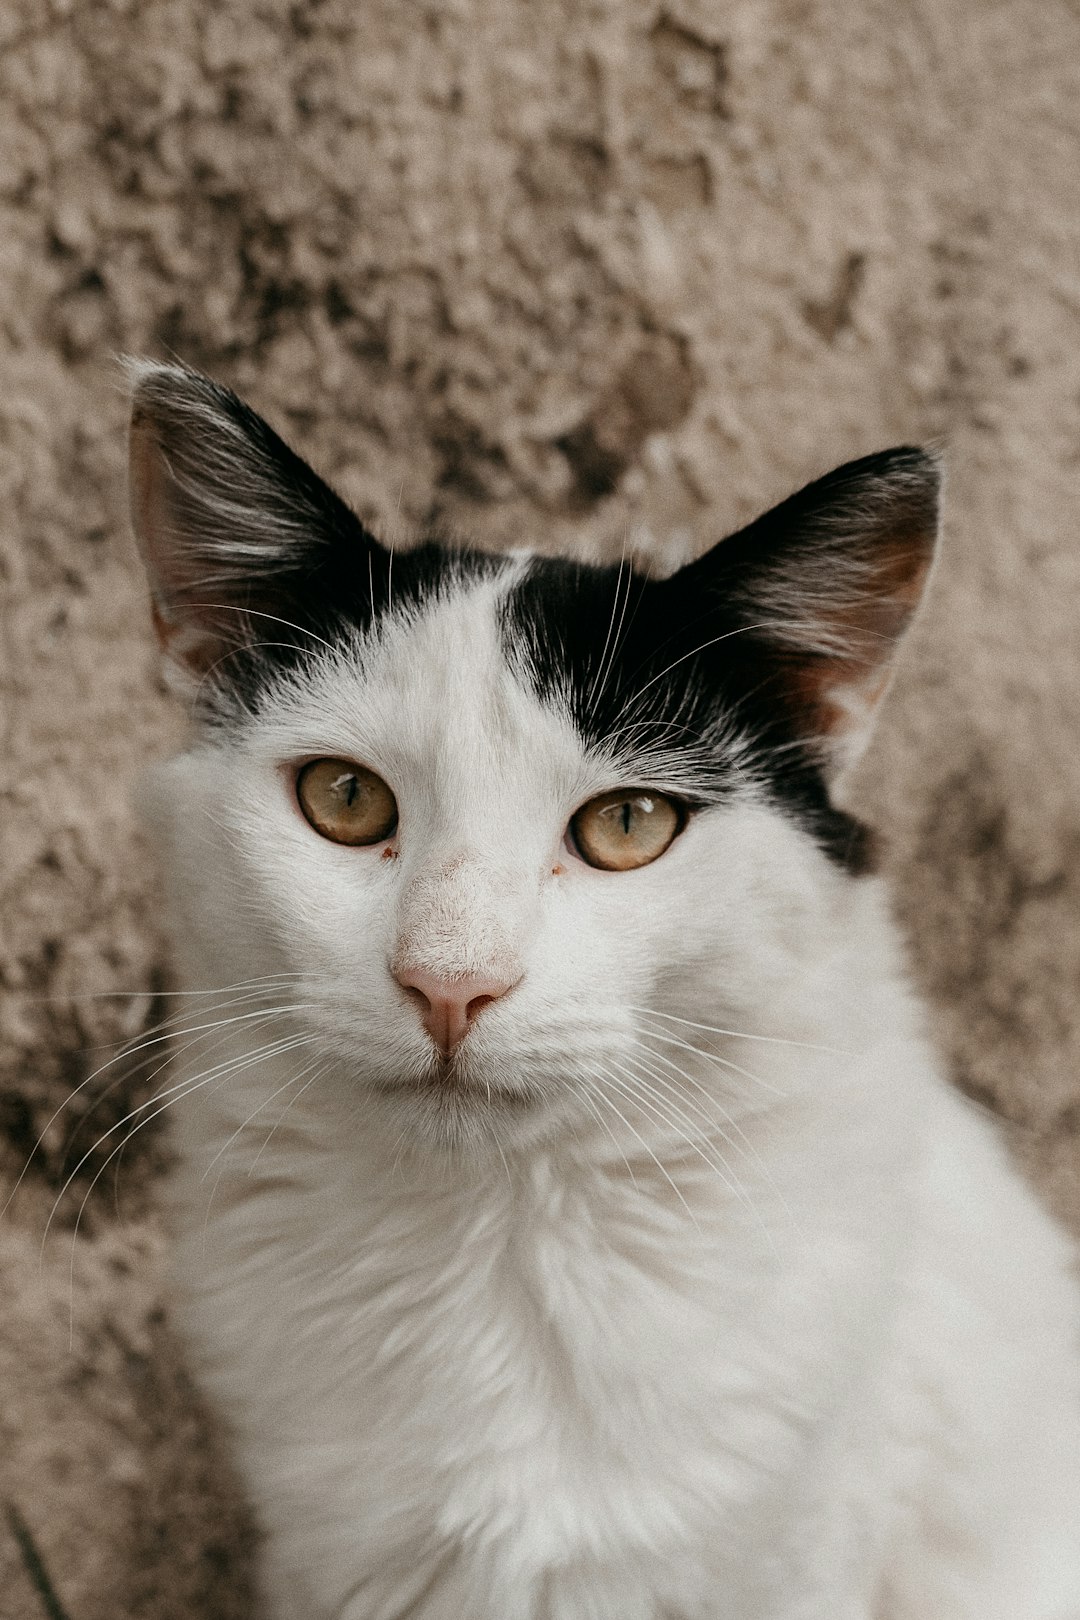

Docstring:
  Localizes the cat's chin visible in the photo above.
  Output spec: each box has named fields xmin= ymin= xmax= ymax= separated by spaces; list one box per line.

xmin=368 ymin=1052 xmax=555 ymax=1150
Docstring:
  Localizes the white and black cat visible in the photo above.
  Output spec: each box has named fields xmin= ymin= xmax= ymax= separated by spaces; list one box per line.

xmin=128 ymin=361 xmax=1080 ymax=1620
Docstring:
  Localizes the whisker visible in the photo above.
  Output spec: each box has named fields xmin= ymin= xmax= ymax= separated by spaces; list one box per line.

xmin=58 ymin=1031 xmax=315 ymax=1345
xmin=602 ymin=1061 xmax=751 ymax=1210
xmin=66 ymin=1002 xmax=308 ymax=1177
xmin=199 ymin=1048 xmax=328 ymax=1232
xmin=577 ymin=1080 xmax=641 ymax=1191
xmin=7 ymin=971 xmax=307 ymax=1015
xmin=630 ymin=1038 xmax=776 ymax=1161
xmin=621 ymin=1045 xmax=764 ymax=1167
xmin=628 ymin=1040 xmax=797 ymax=1233
xmin=619 ymin=623 xmax=770 ymax=713
xmin=491 ymin=1130 xmax=514 ymax=1192
xmin=584 ymin=1070 xmax=699 ymax=1230
xmin=199 ymin=1041 xmax=320 ymax=1186
xmin=628 ymin=1005 xmax=847 ymax=1056
xmin=247 ymin=1059 xmax=331 ymax=1172
xmin=602 ymin=1061 xmax=788 ymax=1257
xmin=631 ymin=1020 xmax=788 ymax=1099
xmin=2 ymin=991 xmax=316 ymax=1218
xmin=69 ymin=988 xmax=312 ymax=1134
xmin=42 ymin=1028 xmax=311 ymax=1258
xmin=180 ymin=603 xmax=339 ymax=654
xmin=586 ymin=549 xmax=631 ymax=716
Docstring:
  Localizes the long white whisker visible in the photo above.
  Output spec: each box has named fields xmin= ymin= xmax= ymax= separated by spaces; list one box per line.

xmin=587 ymin=549 xmax=631 ymax=715
xmin=200 ymin=1042 xmax=319 ymax=1185
xmin=603 ymin=1061 xmax=787 ymax=1257
xmin=2 ymin=993 xmax=316 ymax=1220
xmin=630 ymin=1038 xmax=775 ymax=1162
xmin=43 ymin=1028 xmax=311 ymax=1258
xmin=198 ymin=1048 xmax=327 ymax=1232
xmin=628 ymin=1005 xmax=846 ymax=1056
xmin=248 ymin=1059 xmax=330 ymax=1172
xmin=181 ymin=604 xmax=339 ymax=654
xmin=584 ymin=1070 xmax=699 ymax=1230
xmin=576 ymin=1085 xmax=641 ymax=1190
xmin=603 ymin=1061 xmax=750 ymax=1210
xmin=71 ymin=989 xmax=313 ymax=1139
xmin=64 ymin=1036 xmax=317 ymax=1341
xmin=622 ymin=1045 xmax=764 ymax=1166
xmin=632 ymin=1019 xmax=788 ymax=1098
xmin=64 ymin=1005 xmax=298 ymax=1187
xmin=56 ymin=1030 xmax=313 ymax=1346
xmin=628 ymin=1041 xmax=796 ymax=1232
xmin=11 ymin=971 xmax=307 ymax=1014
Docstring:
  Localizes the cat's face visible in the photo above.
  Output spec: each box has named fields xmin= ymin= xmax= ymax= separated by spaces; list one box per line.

xmin=131 ymin=364 xmax=938 ymax=1151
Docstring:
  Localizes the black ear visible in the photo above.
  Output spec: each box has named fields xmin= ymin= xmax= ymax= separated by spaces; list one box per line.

xmin=128 ymin=361 xmax=381 ymax=695
xmin=674 ymin=446 xmax=940 ymax=777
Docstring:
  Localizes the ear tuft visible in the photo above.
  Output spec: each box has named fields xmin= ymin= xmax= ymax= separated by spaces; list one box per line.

xmin=127 ymin=360 xmax=372 ymax=694
xmin=680 ymin=445 xmax=941 ymax=778
xmin=129 ymin=360 xmax=331 ymax=582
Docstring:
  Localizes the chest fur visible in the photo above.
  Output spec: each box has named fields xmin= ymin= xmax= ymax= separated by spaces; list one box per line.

xmin=171 ymin=1132 xmax=892 ymax=1611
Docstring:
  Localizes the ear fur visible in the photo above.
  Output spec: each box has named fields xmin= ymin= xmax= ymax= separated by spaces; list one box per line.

xmin=127 ymin=359 xmax=378 ymax=691
xmin=675 ymin=447 xmax=940 ymax=778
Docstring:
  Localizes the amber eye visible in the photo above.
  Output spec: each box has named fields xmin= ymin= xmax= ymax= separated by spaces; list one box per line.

xmin=569 ymin=789 xmax=684 ymax=871
xmin=296 ymin=759 xmax=398 ymax=846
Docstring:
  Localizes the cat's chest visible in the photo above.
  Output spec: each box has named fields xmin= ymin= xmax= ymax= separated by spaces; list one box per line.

xmin=188 ymin=1152 xmax=827 ymax=1527
xmin=171 ymin=1132 xmax=893 ymax=1618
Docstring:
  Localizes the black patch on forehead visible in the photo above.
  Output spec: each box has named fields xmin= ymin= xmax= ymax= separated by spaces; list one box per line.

xmin=501 ymin=556 xmax=869 ymax=870
xmin=130 ymin=362 xmax=507 ymax=727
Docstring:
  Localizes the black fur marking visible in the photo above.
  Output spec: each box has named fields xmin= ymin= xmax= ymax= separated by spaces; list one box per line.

xmin=133 ymin=368 xmax=933 ymax=874
xmin=201 ymin=536 xmax=499 ymax=723
xmin=501 ymin=447 xmax=939 ymax=872
xmin=502 ymin=555 xmax=868 ymax=868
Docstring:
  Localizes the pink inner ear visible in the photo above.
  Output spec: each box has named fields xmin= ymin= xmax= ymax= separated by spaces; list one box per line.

xmin=782 ymin=533 xmax=934 ymax=744
xmin=130 ymin=411 xmax=186 ymax=633
xmin=129 ymin=410 xmax=174 ymax=589
xmin=130 ymin=409 xmax=234 ymax=672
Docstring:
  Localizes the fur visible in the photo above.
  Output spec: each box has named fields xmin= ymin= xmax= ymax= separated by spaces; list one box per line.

xmin=130 ymin=364 xmax=1080 ymax=1619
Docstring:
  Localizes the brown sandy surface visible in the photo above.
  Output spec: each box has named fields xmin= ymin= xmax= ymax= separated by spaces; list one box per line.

xmin=2 ymin=1 xmax=1079 ymax=1614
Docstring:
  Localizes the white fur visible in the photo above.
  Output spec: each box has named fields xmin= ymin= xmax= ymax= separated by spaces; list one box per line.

xmin=145 ymin=571 xmax=1080 ymax=1619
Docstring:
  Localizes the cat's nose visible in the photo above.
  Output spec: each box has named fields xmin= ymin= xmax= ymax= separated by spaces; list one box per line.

xmin=392 ymin=963 xmax=520 ymax=1057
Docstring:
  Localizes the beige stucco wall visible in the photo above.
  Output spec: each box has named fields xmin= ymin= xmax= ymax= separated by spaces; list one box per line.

xmin=2 ymin=1 xmax=1079 ymax=1612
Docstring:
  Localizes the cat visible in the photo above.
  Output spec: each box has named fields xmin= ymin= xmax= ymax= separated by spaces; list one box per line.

xmin=127 ymin=359 xmax=1080 ymax=1620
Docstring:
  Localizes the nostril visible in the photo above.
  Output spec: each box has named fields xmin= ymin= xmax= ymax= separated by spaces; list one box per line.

xmin=465 ymin=993 xmax=497 ymax=1024
xmin=401 ymin=984 xmax=432 ymax=1021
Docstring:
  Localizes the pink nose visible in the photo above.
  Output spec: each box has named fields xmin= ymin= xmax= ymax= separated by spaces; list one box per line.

xmin=393 ymin=964 xmax=520 ymax=1057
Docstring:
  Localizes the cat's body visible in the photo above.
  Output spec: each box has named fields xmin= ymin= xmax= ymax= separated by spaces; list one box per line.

xmin=130 ymin=363 xmax=1080 ymax=1619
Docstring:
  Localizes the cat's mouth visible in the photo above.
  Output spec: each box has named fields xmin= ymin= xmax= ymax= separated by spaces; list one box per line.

xmin=373 ymin=1057 xmax=536 ymax=1111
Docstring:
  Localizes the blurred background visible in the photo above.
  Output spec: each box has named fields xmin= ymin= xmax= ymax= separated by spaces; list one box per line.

xmin=2 ymin=0 xmax=1080 ymax=1614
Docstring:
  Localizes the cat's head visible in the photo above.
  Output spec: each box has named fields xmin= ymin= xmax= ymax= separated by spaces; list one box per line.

xmin=129 ymin=362 xmax=938 ymax=1153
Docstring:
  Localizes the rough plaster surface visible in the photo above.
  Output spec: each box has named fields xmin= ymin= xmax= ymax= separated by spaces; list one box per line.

xmin=2 ymin=0 xmax=1079 ymax=1613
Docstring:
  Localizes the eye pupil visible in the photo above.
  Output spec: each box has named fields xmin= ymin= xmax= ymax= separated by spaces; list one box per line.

xmin=621 ymin=802 xmax=631 ymax=835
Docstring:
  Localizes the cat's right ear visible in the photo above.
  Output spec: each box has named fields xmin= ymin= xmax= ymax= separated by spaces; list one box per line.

xmin=127 ymin=360 xmax=379 ymax=690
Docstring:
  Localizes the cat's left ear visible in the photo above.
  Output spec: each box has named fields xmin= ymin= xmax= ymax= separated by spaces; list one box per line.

xmin=674 ymin=446 xmax=940 ymax=780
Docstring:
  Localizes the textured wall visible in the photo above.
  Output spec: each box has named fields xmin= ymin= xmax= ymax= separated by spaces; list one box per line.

xmin=2 ymin=0 xmax=1079 ymax=1613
